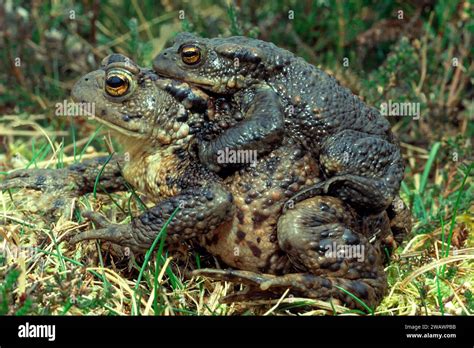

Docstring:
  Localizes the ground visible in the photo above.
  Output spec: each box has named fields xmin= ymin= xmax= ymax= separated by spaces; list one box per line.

xmin=0 ymin=0 xmax=472 ymax=316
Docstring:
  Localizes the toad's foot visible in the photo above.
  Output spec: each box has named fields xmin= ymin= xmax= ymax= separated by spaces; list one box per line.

xmin=70 ymin=184 xmax=235 ymax=253
xmin=284 ymin=180 xmax=328 ymax=211
xmin=193 ymin=268 xmax=276 ymax=285
xmin=69 ymin=211 xmax=143 ymax=251
xmin=192 ymin=268 xmax=279 ymax=303
xmin=285 ymin=174 xmax=386 ymax=211
xmin=287 ymin=182 xmax=410 ymax=253
xmin=193 ymin=268 xmax=382 ymax=310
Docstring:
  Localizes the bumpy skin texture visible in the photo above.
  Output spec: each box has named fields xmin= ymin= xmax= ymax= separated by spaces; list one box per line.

xmin=69 ymin=54 xmax=395 ymax=310
xmin=1 ymin=54 xmax=402 ymax=310
xmin=68 ymin=54 xmax=235 ymax=251
xmin=0 ymin=155 xmax=127 ymax=196
xmin=153 ymin=33 xmax=405 ymax=213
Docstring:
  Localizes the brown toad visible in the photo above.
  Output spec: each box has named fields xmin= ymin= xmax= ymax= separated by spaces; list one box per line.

xmin=71 ymin=54 xmax=395 ymax=309
xmin=2 ymin=54 xmax=397 ymax=310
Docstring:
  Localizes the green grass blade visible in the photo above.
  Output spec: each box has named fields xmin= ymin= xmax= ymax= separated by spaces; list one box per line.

xmin=419 ymin=142 xmax=440 ymax=193
xmin=400 ymin=180 xmax=411 ymax=198
xmin=133 ymin=206 xmax=181 ymax=315
xmin=441 ymin=162 xmax=472 ymax=273
xmin=25 ymin=142 xmax=49 ymax=169
xmin=334 ymin=285 xmax=374 ymax=315
xmin=93 ymin=152 xmax=114 ymax=199
xmin=32 ymin=248 xmax=105 ymax=281
xmin=70 ymin=121 xmax=77 ymax=162
xmin=78 ymin=125 xmax=103 ymax=161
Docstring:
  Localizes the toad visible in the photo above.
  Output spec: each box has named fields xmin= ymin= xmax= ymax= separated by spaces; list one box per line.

xmin=153 ymin=33 xmax=405 ymax=215
xmin=1 ymin=54 xmax=403 ymax=310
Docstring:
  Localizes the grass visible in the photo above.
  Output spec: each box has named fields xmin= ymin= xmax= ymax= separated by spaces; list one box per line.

xmin=333 ymin=285 xmax=374 ymax=315
xmin=133 ymin=206 xmax=180 ymax=315
xmin=92 ymin=152 xmax=114 ymax=199
xmin=0 ymin=0 xmax=473 ymax=316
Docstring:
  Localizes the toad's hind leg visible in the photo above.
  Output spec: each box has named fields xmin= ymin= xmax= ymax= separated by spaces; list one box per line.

xmin=275 ymin=196 xmax=387 ymax=309
xmin=0 ymin=155 xmax=127 ymax=195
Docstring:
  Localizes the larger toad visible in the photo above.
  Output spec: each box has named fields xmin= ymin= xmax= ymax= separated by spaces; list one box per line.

xmin=70 ymin=54 xmax=397 ymax=310
xmin=2 ymin=54 xmax=400 ymax=310
xmin=153 ymin=33 xmax=405 ymax=214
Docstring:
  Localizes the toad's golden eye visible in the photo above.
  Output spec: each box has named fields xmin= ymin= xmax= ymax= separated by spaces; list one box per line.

xmin=180 ymin=45 xmax=201 ymax=65
xmin=105 ymin=72 xmax=131 ymax=97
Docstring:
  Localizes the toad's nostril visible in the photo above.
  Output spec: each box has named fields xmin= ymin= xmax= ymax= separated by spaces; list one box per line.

xmin=85 ymin=78 xmax=89 ymax=81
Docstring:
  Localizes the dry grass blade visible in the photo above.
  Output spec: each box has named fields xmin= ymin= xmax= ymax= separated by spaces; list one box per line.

xmin=400 ymin=254 xmax=474 ymax=288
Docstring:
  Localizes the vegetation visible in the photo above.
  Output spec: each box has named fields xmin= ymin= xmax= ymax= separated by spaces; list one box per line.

xmin=0 ymin=0 xmax=472 ymax=315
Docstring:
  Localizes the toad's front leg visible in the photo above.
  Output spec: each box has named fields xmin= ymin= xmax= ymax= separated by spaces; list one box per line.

xmin=198 ymin=84 xmax=285 ymax=172
xmin=70 ymin=184 xmax=235 ymax=253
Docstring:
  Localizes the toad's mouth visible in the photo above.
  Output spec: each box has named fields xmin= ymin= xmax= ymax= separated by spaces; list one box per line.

xmin=156 ymin=72 xmax=215 ymax=89
xmin=89 ymin=114 xmax=145 ymax=138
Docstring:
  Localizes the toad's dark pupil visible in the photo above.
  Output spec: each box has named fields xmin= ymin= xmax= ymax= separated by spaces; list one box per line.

xmin=183 ymin=50 xmax=197 ymax=57
xmin=107 ymin=76 xmax=125 ymax=88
